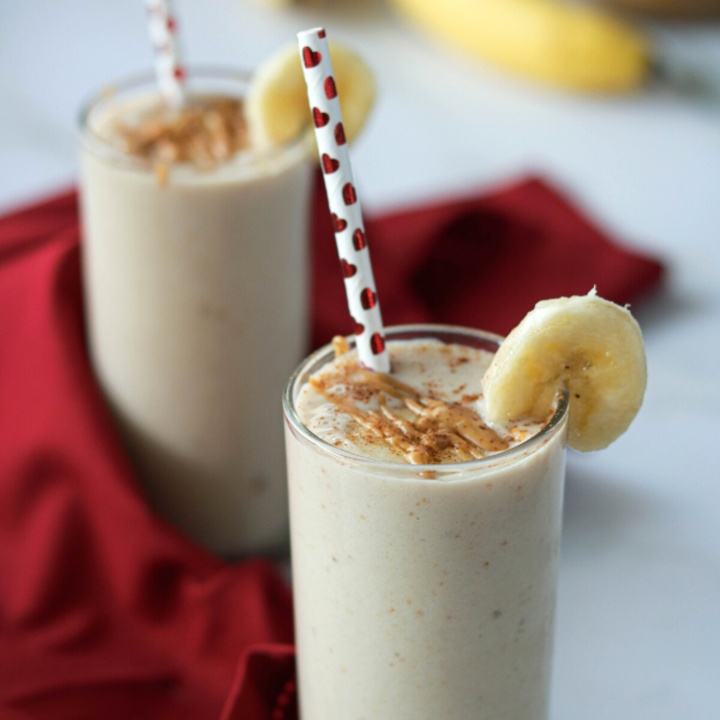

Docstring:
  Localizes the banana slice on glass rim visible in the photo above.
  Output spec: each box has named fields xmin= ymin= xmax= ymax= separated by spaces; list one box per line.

xmin=483 ymin=289 xmax=647 ymax=452
xmin=245 ymin=42 xmax=376 ymax=149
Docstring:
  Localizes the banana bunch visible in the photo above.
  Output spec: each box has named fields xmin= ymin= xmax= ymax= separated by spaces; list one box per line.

xmin=607 ymin=0 xmax=720 ymax=19
xmin=388 ymin=0 xmax=650 ymax=92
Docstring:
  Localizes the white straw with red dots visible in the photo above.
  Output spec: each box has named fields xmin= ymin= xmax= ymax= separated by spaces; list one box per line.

xmin=297 ymin=28 xmax=390 ymax=373
xmin=145 ymin=0 xmax=186 ymax=108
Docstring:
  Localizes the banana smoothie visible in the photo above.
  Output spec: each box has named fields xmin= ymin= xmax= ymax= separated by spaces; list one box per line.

xmin=284 ymin=296 xmax=646 ymax=719
xmin=285 ymin=326 xmax=567 ymax=720
xmin=80 ymin=71 xmax=312 ymax=555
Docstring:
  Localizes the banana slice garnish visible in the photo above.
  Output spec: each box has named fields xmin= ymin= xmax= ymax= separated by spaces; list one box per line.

xmin=483 ymin=290 xmax=647 ymax=452
xmin=245 ymin=41 xmax=376 ymax=149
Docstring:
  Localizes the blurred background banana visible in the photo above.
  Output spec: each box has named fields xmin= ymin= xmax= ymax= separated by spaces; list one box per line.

xmin=387 ymin=0 xmax=650 ymax=92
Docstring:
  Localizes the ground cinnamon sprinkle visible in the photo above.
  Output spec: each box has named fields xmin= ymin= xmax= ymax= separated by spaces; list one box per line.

xmin=112 ymin=96 xmax=249 ymax=172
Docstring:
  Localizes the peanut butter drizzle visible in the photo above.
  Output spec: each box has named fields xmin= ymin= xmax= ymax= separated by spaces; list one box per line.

xmin=310 ymin=350 xmax=509 ymax=465
xmin=332 ymin=336 xmax=351 ymax=358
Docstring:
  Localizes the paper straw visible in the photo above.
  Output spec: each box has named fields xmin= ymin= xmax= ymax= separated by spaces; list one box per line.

xmin=145 ymin=0 xmax=186 ymax=108
xmin=297 ymin=28 xmax=390 ymax=373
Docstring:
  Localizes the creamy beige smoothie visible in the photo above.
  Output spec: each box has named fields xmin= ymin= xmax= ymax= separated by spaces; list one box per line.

xmin=79 ymin=70 xmax=312 ymax=555
xmin=283 ymin=325 xmax=568 ymax=719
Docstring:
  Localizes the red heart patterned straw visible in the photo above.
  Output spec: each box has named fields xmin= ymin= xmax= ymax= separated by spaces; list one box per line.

xmin=297 ymin=27 xmax=390 ymax=373
xmin=145 ymin=0 xmax=186 ymax=108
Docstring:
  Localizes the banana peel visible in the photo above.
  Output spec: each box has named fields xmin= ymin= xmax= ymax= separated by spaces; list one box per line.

xmin=389 ymin=0 xmax=650 ymax=92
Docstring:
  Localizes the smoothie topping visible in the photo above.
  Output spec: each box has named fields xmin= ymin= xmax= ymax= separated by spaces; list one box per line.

xmin=483 ymin=290 xmax=647 ymax=452
xmin=332 ymin=335 xmax=351 ymax=357
xmin=111 ymin=96 xmax=250 ymax=173
xmin=310 ymin=342 xmax=509 ymax=465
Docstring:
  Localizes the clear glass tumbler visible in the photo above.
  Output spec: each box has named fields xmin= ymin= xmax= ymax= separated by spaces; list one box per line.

xmin=283 ymin=324 xmax=568 ymax=719
xmin=79 ymin=68 xmax=312 ymax=556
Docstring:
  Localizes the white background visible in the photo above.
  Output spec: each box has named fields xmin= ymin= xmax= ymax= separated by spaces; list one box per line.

xmin=1 ymin=1 xmax=719 ymax=717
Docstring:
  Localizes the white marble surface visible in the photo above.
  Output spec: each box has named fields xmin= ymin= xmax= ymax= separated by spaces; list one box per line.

xmin=1 ymin=1 xmax=719 ymax=717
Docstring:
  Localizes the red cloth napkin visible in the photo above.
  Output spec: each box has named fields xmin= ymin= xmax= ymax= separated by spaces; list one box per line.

xmin=311 ymin=175 xmax=664 ymax=346
xmin=0 ymin=173 xmax=663 ymax=720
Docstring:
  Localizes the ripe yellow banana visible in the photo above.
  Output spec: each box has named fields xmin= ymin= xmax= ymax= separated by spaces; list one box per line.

xmin=388 ymin=0 xmax=650 ymax=92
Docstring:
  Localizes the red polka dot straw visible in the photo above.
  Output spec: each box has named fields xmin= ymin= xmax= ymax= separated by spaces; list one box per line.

xmin=145 ymin=0 xmax=186 ymax=108
xmin=297 ymin=27 xmax=390 ymax=373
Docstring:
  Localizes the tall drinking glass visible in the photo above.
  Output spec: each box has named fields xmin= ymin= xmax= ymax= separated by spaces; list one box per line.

xmin=283 ymin=325 xmax=568 ymax=719
xmin=79 ymin=68 xmax=312 ymax=556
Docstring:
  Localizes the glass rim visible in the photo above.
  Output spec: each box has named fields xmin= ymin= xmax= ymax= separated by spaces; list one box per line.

xmin=77 ymin=64 xmax=311 ymax=167
xmin=283 ymin=323 xmax=569 ymax=476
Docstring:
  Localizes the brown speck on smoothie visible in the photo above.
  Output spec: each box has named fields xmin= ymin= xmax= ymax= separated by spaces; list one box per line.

xmin=360 ymin=515 xmax=367 ymax=520
xmin=406 ymin=600 xmax=412 ymax=605
xmin=461 ymin=393 xmax=481 ymax=404
xmin=409 ymin=512 xmax=414 ymax=516
xmin=332 ymin=556 xmax=338 ymax=562
xmin=154 ymin=162 xmax=169 ymax=186
xmin=484 ymin=561 xmax=490 ymax=567
xmin=501 ymin=540 xmax=508 ymax=546
xmin=493 ymin=610 xmax=502 ymax=619
xmin=416 ymin=610 xmax=424 ymax=617
xmin=452 ymin=383 xmax=467 ymax=395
